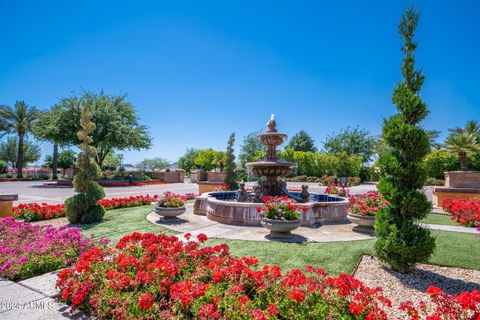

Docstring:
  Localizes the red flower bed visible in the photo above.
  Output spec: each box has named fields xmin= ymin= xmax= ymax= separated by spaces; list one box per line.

xmin=13 ymin=193 xmax=197 ymax=222
xmin=98 ymin=195 xmax=158 ymax=210
xmin=56 ymin=232 xmax=392 ymax=319
xmin=442 ymin=198 xmax=480 ymax=227
xmin=13 ymin=203 xmax=65 ymax=221
xmin=56 ymin=232 xmax=480 ymax=319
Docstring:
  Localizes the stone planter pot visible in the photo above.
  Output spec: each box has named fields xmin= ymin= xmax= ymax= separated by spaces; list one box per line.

xmin=261 ymin=218 xmax=301 ymax=239
xmin=155 ymin=206 xmax=186 ymax=219
xmin=347 ymin=212 xmax=375 ymax=229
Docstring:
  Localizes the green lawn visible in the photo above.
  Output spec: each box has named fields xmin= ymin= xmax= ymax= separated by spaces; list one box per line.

xmin=208 ymin=230 xmax=480 ymax=276
xmin=80 ymin=205 xmax=178 ymax=245
xmin=80 ymin=206 xmax=480 ymax=276
xmin=419 ymin=213 xmax=459 ymax=226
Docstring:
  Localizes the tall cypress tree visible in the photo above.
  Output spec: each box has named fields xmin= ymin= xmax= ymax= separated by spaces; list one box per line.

xmin=374 ymin=7 xmax=435 ymax=272
xmin=224 ymin=133 xmax=238 ymax=190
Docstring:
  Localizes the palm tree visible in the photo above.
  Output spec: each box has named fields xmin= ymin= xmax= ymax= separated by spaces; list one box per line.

xmin=445 ymin=132 xmax=480 ymax=171
xmin=426 ymin=130 xmax=442 ymax=150
xmin=0 ymin=101 xmax=40 ymax=178
xmin=448 ymin=120 xmax=480 ymax=140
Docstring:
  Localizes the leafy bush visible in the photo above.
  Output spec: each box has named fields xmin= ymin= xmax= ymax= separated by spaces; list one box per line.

xmin=348 ymin=176 xmax=361 ymax=186
xmin=65 ymin=105 xmax=105 ymax=224
xmin=0 ymin=217 xmax=98 ymax=280
xmin=320 ymin=175 xmax=335 ymax=186
xmin=425 ymin=177 xmax=445 ymax=186
xmin=375 ymin=8 xmax=435 ymax=272
xmin=280 ymin=149 xmax=362 ymax=178
xmin=423 ymin=150 xmax=459 ymax=179
xmin=0 ymin=160 xmax=7 ymax=174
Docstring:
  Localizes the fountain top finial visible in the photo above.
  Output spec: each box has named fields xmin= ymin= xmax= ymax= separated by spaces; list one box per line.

xmin=266 ymin=114 xmax=277 ymax=132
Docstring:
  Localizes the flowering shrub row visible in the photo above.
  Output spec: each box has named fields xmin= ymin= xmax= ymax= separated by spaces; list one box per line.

xmin=13 ymin=193 xmax=198 ymax=221
xmin=57 ymin=232 xmax=480 ymax=319
xmin=442 ymin=197 xmax=480 ymax=227
xmin=349 ymin=191 xmax=390 ymax=216
xmin=13 ymin=202 xmax=65 ymax=221
xmin=99 ymin=195 xmax=158 ymax=210
xmin=57 ymin=232 xmax=392 ymax=319
xmin=257 ymin=195 xmax=303 ymax=220
xmin=0 ymin=217 xmax=100 ymax=281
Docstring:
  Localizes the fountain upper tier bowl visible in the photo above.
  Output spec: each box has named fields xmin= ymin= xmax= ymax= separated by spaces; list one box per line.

xmin=245 ymin=161 xmax=296 ymax=177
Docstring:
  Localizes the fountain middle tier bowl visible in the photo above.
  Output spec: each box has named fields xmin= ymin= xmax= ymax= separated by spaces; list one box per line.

xmin=246 ymin=161 xmax=296 ymax=177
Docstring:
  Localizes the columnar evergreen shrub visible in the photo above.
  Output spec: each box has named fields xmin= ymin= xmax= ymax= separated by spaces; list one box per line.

xmin=375 ymin=7 xmax=435 ymax=272
xmin=65 ymin=105 xmax=105 ymax=224
xmin=223 ymin=133 xmax=238 ymax=190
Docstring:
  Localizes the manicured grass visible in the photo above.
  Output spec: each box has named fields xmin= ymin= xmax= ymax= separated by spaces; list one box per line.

xmin=80 ymin=206 xmax=480 ymax=276
xmin=207 ymin=230 xmax=480 ymax=276
xmin=207 ymin=238 xmax=375 ymax=276
xmin=429 ymin=230 xmax=480 ymax=270
xmin=420 ymin=213 xmax=458 ymax=226
xmin=80 ymin=205 xmax=178 ymax=245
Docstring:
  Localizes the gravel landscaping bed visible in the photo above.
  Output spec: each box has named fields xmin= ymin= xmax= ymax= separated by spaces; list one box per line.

xmin=30 ymin=217 xmax=70 ymax=228
xmin=354 ymin=255 xmax=480 ymax=318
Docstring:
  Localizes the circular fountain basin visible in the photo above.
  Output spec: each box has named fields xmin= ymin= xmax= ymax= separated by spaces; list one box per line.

xmin=246 ymin=161 xmax=296 ymax=177
xmin=193 ymin=191 xmax=350 ymax=227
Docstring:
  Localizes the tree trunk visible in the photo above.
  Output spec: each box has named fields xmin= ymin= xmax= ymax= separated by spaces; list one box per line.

xmin=52 ymin=142 xmax=59 ymax=180
xmin=16 ymin=134 xmax=24 ymax=178
xmin=459 ymin=151 xmax=468 ymax=171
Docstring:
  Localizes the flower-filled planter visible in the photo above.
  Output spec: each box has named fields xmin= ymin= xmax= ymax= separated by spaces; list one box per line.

xmin=325 ymin=184 xmax=349 ymax=197
xmin=347 ymin=191 xmax=389 ymax=229
xmin=257 ymin=196 xmax=302 ymax=239
xmin=155 ymin=192 xmax=187 ymax=219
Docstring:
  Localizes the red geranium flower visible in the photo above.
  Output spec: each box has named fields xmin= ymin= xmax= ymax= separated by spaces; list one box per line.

xmin=138 ymin=293 xmax=155 ymax=310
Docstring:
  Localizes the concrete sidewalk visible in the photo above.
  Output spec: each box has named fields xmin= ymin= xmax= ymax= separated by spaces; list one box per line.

xmin=0 ymin=271 xmax=88 ymax=320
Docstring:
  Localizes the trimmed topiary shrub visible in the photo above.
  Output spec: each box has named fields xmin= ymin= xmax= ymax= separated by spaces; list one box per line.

xmin=375 ymin=7 xmax=435 ymax=273
xmin=223 ymin=132 xmax=238 ymax=190
xmin=65 ymin=104 xmax=105 ymax=224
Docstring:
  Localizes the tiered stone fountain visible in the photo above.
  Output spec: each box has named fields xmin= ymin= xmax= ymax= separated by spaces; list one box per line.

xmin=194 ymin=115 xmax=349 ymax=226
xmin=246 ymin=115 xmax=309 ymax=202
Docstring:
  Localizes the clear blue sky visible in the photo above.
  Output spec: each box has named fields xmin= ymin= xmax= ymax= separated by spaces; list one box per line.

xmin=1 ymin=1 xmax=479 ymax=164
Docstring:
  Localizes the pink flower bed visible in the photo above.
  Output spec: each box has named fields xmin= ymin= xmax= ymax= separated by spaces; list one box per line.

xmin=0 ymin=217 xmax=100 ymax=281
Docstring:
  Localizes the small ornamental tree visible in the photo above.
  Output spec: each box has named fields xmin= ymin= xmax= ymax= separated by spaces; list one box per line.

xmin=64 ymin=105 xmax=105 ymax=224
xmin=375 ymin=7 xmax=435 ymax=272
xmin=224 ymin=133 xmax=238 ymax=190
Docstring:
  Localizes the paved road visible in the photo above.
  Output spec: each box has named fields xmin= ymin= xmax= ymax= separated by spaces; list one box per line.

xmin=0 ymin=181 xmax=199 ymax=205
xmin=0 ymin=181 xmax=434 ymax=205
